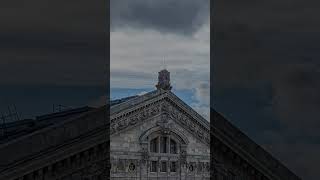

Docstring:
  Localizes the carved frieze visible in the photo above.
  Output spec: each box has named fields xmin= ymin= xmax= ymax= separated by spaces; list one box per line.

xmin=164 ymin=100 xmax=210 ymax=145
xmin=110 ymin=97 xmax=210 ymax=145
xmin=111 ymin=104 xmax=161 ymax=135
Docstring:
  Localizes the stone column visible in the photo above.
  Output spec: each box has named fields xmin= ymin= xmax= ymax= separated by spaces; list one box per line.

xmin=140 ymin=142 xmax=149 ymax=179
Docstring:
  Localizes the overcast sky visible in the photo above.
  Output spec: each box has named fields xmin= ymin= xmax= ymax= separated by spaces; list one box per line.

xmin=0 ymin=0 xmax=106 ymax=118
xmin=110 ymin=0 xmax=320 ymax=179
xmin=0 ymin=0 xmax=317 ymax=179
xmin=212 ymin=0 xmax=320 ymax=179
xmin=110 ymin=0 xmax=210 ymax=120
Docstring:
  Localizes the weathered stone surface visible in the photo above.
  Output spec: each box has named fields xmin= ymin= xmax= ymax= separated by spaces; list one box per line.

xmin=110 ymin=89 xmax=210 ymax=180
xmin=0 ymin=87 xmax=301 ymax=180
xmin=110 ymin=89 xmax=301 ymax=180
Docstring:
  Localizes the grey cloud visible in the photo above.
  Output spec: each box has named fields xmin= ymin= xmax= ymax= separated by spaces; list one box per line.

xmin=88 ymin=95 xmax=107 ymax=107
xmin=0 ymin=32 xmax=106 ymax=86
xmin=214 ymin=38 xmax=319 ymax=179
xmin=111 ymin=0 xmax=209 ymax=35
xmin=111 ymin=69 xmax=154 ymax=80
xmin=192 ymin=82 xmax=210 ymax=120
xmin=0 ymin=0 xmax=105 ymax=33
xmin=0 ymin=0 xmax=106 ymax=86
xmin=261 ymin=131 xmax=320 ymax=180
xmin=213 ymin=0 xmax=320 ymax=179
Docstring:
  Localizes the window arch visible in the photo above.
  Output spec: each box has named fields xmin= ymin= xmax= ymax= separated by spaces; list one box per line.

xmin=139 ymin=126 xmax=189 ymax=146
xmin=149 ymin=135 xmax=179 ymax=154
xmin=150 ymin=137 xmax=159 ymax=153
xmin=170 ymin=138 xmax=177 ymax=154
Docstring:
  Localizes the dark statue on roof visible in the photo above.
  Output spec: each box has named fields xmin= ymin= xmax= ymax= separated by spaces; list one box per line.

xmin=156 ymin=69 xmax=172 ymax=90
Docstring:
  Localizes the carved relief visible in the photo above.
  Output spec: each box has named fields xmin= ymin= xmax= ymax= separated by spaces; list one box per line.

xmin=111 ymin=98 xmax=210 ymax=146
xmin=111 ymin=102 xmax=161 ymax=135
xmin=128 ymin=162 xmax=136 ymax=172
xmin=165 ymin=102 xmax=210 ymax=144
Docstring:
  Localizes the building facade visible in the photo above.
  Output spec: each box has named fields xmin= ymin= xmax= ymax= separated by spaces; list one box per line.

xmin=110 ymin=70 xmax=210 ymax=179
xmin=0 ymin=69 xmax=301 ymax=180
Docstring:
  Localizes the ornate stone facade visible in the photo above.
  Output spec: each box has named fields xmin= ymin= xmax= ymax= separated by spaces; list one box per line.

xmin=109 ymin=69 xmax=301 ymax=180
xmin=0 ymin=70 xmax=301 ymax=180
xmin=110 ymin=89 xmax=210 ymax=180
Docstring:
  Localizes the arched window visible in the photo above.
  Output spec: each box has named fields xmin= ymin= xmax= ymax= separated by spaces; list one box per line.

xmin=150 ymin=137 xmax=158 ymax=153
xmin=149 ymin=135 xmax=178 ymax=154
xmin=160 ymin=136 xmax=168 ymax=153
xmin=170 ymin=139 xmax=177 ymax=154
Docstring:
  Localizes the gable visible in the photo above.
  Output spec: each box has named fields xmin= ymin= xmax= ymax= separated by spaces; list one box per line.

xmin=110 ymin=90 xmax=210 ymax=146
xmin=111 ymin=111 xmax=210 ymax=157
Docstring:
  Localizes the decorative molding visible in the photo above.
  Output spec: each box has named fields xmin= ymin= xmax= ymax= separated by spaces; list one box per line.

xmin=110 ymin=95 xmax=210 ymax=145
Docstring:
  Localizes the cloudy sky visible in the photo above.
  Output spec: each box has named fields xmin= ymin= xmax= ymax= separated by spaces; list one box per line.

xmin=0 ymin=0 xmax=318 ymax=179
xmin=0 ymin=0 xmax=106 ymax=119
xmin=212 ymin=0 xmax=320 ymax=179
xmin=110 ymin=0 xmax=210 ymax=120
xmin=110 ymin=0 xmax=320 ymax=179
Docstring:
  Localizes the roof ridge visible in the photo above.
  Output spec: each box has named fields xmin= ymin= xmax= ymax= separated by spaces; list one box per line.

xmin=36 ymin=106 xmax=92 ymax=121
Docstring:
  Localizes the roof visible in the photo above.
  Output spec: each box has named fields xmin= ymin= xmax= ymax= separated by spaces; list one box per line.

xmin=0 ymin=106 xmax=94 ymax=143
xmin=0 ymin=95 xmax=139 ymax=144
xmin=0 ymin=89 xmax=300 ymax=180
xmin=110 ymin=90 xmax=209 ymax=128
xmin=110 ymin=95 xmax=139 ymax=106
xmin=110 ymin=89 xmax=300 ymax=180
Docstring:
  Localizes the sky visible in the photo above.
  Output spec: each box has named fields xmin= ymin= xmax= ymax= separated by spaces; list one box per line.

xmin=110 ymin=0 xmax=210 ymax=120
xmin=0 ymin=0 xmax=106 ymax=119
xmin=111 ymin=0 xmax=318 ymax=179
xmin=212 ymin=0 xmax=320 ymax=179
xmin=0 ymin=0 xmax=317 ymax=179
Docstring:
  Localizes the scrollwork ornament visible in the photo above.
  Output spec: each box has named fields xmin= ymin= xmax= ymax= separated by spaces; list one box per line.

xmin=129 ymin=116 xmax=138 ymax=125
xmin=151 ymin=106 xmax=159 ymax=115
xmin=117 ymin=120 xmax=125 ymax=130
xmin=197 ymin=130 xmax=204 ymax=139
xmin=161 ymin=102 xmax=170 ymax=112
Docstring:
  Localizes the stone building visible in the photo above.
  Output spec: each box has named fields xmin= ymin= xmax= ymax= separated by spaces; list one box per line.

xmin=0 ymin=69 xmax=301 ymax=180
xmin=109 ymin=69 xmax=301 ymax=180
xmin=110 ymin=69 xmax=210 ymax=179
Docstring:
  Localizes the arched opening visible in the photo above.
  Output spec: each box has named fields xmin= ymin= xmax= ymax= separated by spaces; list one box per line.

xmin=170 ymin=138 xmax=177 ymax=154
xmin=148 ymin=135 xmax=179 ymax=154
xmin=139 ymin=126 xmax=189 ymax=174
xmin=150 ymin=137 xmax=158 ymax=153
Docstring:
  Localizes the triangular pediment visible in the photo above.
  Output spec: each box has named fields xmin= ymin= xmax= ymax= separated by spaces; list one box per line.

xmin=110 ymin=90 xmax=210 ymax=145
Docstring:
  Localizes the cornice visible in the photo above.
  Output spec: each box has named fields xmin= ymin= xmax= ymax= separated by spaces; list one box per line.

xmin=110 ymin=92 xmax=210 ymax=145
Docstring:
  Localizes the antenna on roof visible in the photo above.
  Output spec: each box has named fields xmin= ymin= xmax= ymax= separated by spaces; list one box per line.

xmin=1 ymin=113 xmax=7 ymax=137
xmin=0 ymin=105 xmax=21 ymax=137
xmin=163 ymin=56 xmax=167 ymax=70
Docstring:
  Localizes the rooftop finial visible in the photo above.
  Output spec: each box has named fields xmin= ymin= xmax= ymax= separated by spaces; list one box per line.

xmin=156 ymin=59 xmax=172 ymax=91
